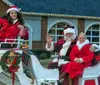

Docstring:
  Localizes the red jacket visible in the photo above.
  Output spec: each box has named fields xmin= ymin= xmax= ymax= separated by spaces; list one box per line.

xmin=61 ymin=44 xmax=94 ymax=78
xmin=0 ymin=18 xmax=20 ymax=42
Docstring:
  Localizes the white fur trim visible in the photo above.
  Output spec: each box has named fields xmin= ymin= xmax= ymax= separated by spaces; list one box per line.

xmin=59 ymin=41 xmax=71 ymax=56
xmin=58 ymin=59 xmax=70 ymax=66
xmin=64 ymin=28 xmax=76 ymax=40
xmin=76 ymin=39 xmax=89 ymax=50
xmin=13 ymin=19 xmax=18 ymax=24
xmin=64 ymin=28 xmax=75 ymax=35
xmin=92 ymin=44 xmax=100 ymax=52
xmin=7 ymin=8 xmax=19 ymax=13
xmin=52 ymin=58 xmax=58 ymax=62
xmin=45 ymin=42 xmax=54 ymax=51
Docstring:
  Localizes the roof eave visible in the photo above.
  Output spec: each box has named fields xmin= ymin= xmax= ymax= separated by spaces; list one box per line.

xmin=22 ymin=12 xmax=100 ymax=20
xmin=2 ymin=0 xmax=14 ymax=6
xmin=2 ymin=0 xmax=100 ymax=20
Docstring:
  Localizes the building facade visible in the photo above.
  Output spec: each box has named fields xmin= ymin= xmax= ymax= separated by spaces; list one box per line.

xmin=1 ymin=0 xmax=100 ymax=50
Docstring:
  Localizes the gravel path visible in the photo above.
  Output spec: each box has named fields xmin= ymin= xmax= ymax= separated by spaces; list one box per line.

xmin=0 ymin=81 xmax=6 ymax=85
xmin=0 ymin=72 xmax=36 ymax=85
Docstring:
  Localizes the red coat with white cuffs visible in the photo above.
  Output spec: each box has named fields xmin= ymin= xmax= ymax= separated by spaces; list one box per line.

xmin=0 ymin=18 xmax=20 ymax=42
xmin=61 ymin=40 xmax=94 ymax=79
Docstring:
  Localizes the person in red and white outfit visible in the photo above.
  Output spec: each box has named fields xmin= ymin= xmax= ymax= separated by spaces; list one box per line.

xmin=90 ymin=44 xmax=100 ymax=65
xmin=0 ymin=6 xmax=28 ymax=48
xmin=46 ymin=26 xmax=77 ymax=69
xmin=46 ymin=26 xmax=77 ymax=85
xmin=59 ymin=32 xmax=94 ymax=85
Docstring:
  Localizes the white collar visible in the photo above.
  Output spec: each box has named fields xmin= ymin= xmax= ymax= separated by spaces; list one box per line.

xmin=76 ymin=39 xmax=89 ymax=50
xmin=13 ymin=19 xmax=18 ymax=24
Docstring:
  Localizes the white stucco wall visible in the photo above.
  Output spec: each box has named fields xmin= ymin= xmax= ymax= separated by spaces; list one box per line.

xmin=23 ymin=16 xmax=42 ymax=49
xmin=24 ymin=16 xmax=42 ymax=41
xmin=47 ymin=17 xmax=78 ymax=35
xmin=85 ymin=20 xmax=100 ymax=33
xmin=23 ymin=16 xmax=80 ymax=48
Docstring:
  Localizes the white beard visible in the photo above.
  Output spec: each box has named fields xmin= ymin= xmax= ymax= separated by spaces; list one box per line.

xmin=59 ymin=41 xmax=71 ymax=56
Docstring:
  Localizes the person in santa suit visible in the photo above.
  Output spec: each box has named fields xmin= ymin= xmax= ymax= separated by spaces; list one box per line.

xmin=46 ymin=26 xmax=77 ymax=69
xmin=59 ymin=32 xmax=94 ymax=85
xmin=90 ymin=44 xmax=100 ymax=65
xmin=0 ymin=6 xmax=28 ymax=48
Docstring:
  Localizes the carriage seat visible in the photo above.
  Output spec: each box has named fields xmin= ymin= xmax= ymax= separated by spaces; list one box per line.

xmin=78 ymin=61 xmax=100 ymax=85
xmin=30 ymin=55 xmax=59 ymax=85
xmin=78 ymin=47 xmax=100 ymax=85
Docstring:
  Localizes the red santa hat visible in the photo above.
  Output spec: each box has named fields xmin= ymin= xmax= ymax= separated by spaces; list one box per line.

xmin=64 ymin=27 xmax=76 ymax=40
xmin=6 ymin=6 xmax=19 ymax=14
xmin=64 ymin=27 xmax=75 ymax=35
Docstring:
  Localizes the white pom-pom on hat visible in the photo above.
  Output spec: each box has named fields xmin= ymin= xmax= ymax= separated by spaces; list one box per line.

xmin=7 ymin=6 xmax=19 ymax=14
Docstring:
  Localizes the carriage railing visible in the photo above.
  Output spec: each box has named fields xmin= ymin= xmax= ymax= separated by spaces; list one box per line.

xmin=0 ymin=38 xmax=29 ymax=48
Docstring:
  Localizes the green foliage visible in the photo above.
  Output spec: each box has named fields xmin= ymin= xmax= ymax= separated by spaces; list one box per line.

xmin=29 ymin=49 xmax=51 ymax=59
xmin=0 ymin=50 xmax=21 ymax=73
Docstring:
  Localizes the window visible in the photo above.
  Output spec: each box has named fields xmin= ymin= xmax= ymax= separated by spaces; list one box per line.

xmin=86 ymin=24 xmax=100 ymax=45
xmin=48 ymin=22 xmax=67 ymax=42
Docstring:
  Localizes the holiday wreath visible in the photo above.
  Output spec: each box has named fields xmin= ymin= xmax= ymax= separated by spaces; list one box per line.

xmin=0 ymin=50 xmax=21 ymax=72
xmin=0 ymin=50 xmax=22 ymax=85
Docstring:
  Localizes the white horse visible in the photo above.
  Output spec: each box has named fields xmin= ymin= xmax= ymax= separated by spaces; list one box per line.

xmin=0 ymin=49 xmax=59 ymax=85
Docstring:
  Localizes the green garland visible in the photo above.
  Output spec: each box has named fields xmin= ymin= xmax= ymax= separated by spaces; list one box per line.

xmin=0 ymin=50 xmax=33 ymax=79
xmin=0 ymin=50 xmax=22 ymax=73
